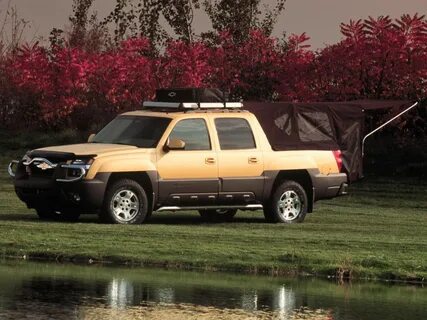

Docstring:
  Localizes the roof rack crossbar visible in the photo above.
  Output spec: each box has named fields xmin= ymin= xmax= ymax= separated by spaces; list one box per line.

xmin=143 ymin=101 xmax=182 ymax=108
xmin=143 ymin=101 xmax=242 ymax=110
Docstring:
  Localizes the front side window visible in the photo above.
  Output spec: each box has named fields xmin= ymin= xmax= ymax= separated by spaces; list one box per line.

xmin=215 ymin=118 xmax=256 ymax=150
xmin=169 ymin=119 xmax=211 ymax=150
xmin=93 ymin=116 xmax=171 ymax=148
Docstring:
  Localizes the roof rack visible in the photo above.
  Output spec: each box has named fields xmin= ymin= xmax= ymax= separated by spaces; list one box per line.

xmin=142 ymin=87 xmax=242 ymax=111
xmin=142 ymin=101 xmax=243 ymax=110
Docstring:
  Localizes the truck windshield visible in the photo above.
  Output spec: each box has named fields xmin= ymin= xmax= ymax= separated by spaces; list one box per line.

xmin=92 ymin=116 xmax=171 ymax=148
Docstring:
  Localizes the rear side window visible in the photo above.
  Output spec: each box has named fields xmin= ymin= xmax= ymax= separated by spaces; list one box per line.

xmin=169 ymin=119 xmax=211 ymax=150
xmin=215 ymin=118 xmax=256 ymax=150
xmin=297 ymin=112 xmax=334 ymax=142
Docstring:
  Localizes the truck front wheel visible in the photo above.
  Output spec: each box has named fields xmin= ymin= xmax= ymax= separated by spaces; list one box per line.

xmin=101 ymin=179 xmax=149 ymax=224
xmin=265 ymin=180 xmax=308 ymax=223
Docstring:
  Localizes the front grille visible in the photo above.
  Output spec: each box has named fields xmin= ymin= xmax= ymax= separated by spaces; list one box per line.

xmin=28 ymin=165 xmax=56 ymax=179
xmin=20 ymin=151 xmax=76 ymax=181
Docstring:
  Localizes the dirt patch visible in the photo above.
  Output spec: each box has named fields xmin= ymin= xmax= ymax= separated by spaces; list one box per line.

xmin=78 ymin=303 xmax=332 ymax=320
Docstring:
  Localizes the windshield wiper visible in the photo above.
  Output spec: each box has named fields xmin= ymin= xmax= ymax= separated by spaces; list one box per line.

xmin=111 ymin=142 xmax=135 ymax=146
xmin=91 ymin=141 xmax=134 ymax=146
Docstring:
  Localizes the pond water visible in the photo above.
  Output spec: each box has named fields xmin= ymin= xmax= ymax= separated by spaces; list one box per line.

xmin=0 ymin=261 xmax=425 ymax=319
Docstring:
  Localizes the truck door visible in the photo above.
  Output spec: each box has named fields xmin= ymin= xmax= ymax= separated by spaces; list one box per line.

xmin=213 ymin=117 xmax=264 ymax=204
xmin=156 ymin=118 xmax=219 ymax=206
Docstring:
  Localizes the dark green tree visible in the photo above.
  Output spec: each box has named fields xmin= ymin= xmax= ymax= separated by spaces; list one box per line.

xmin=136 ymin=0 xmax=167 ymax=46
xmin=103 ymin=0 xmax=138 ymax=44
xmin=202 ymin=0 xmax=286 ymax=43
xmin=162 ymin=0 xmax=200 ymax=43
xmin=69 ymin=0 xmax=94 ymax=47
xmin=65 ymin=0 xmax=107 ymax=52
xmin=103 ymin=0 xmax=200 ymax=47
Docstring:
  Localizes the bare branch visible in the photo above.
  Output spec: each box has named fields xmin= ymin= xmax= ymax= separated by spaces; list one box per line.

xmin=0 ymin=0 xmax=32 ymax=56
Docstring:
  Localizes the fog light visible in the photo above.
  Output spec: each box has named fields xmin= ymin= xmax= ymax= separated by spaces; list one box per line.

xmin=68 ymin=168 xmax=82 ymax=177
xmin=71 ymin=193 xmax=81 ymax=202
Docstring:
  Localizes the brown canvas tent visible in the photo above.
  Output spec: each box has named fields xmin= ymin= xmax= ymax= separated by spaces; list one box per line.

xmin=244 ymin=100 xmax=415 ymax=182
xmin=152 ymin=88 xmax=417 ymax=182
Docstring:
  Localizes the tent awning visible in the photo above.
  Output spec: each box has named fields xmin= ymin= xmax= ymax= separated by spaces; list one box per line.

xmin=244 ymin=100 xmax=416 ymax=182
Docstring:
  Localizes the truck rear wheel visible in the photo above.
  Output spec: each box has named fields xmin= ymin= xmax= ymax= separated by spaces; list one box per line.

xmin=101 ymin=179 xmax=149 ymax=224
xmin=199 ymin=209 xmax=237 ymax=222
xmin=265 ymin=180 xmax=308 ymax=223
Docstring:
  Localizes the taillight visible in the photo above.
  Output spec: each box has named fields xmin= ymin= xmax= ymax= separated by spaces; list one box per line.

xmin=333 ymin=150 xmax=343 ymax=172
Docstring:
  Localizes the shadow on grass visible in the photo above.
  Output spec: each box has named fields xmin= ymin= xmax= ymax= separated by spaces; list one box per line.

xmin=0 ymin=211 xmax=266 ymax=225
xmin=0 ymin=213 xmax=38 ymax=221
xmin=147 ymin=214 xmax=265 ymax=225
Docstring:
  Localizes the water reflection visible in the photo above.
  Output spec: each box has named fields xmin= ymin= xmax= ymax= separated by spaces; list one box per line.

xmin=108 ymin=278 xmax=135 ymax=309
xmin=276 ymin=286 xmax=296 ymax=318
xmin=105 ymin=277 xmax=300 ymax=316
xmin=0 ymin=261 xmax=425 ymax=320
xmin=104 ymin=276 xmax=303 ymax=316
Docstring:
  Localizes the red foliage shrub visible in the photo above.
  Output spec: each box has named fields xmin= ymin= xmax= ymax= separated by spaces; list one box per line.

xmin=95 ymin=38 xmax=155 ymax=109
xmin=158 ymin=40 xmax=214 ymax=88
xmin=209 ymin=30 xmax=284 ymax=100
xmin=301 ymin=14 xmax=427 ymax=102
xmin=279 ymin=32 xmax=315 ymax=101
xmin=1 ymin=14 xmax=426 ymax=131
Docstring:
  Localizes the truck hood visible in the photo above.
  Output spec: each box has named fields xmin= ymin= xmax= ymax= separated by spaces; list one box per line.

xmin=35 ymin=143 xmax=138 ymax=156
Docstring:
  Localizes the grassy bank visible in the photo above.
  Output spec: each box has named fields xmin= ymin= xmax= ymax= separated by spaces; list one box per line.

xmin=0 ymin=149 xmax=426 ymax=282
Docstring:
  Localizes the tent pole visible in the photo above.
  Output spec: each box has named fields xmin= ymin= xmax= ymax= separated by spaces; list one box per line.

xmin=362 ymin=102 xmax=419 ymax=156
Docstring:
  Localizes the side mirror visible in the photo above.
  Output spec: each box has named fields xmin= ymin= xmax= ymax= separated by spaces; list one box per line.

xmin=164 ymin=138 xmax=186 ymax=152
xmin=88 ymin=133 xmax=96 ymax=143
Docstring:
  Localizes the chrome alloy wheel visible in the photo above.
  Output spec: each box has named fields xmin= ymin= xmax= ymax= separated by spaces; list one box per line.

xmin=110 ymin=189 xmax=140 ymax=222
xmin=277 ymin=190 xmax=302 ymax=221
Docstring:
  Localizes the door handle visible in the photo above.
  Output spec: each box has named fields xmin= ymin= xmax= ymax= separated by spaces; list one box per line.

xmin=205 ymin=157 xmax=216 ymax=164
xmin=248 ymin=157 xmax=258 ymax=164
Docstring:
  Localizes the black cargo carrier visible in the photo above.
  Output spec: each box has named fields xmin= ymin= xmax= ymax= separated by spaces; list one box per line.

xmin=155 ymin=88 xmax=226 ymax=103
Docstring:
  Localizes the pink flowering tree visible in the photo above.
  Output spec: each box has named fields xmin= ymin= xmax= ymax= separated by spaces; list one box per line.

xmin=208 ymin=30 xmax=284 ymax=100
xmin=1 ymin=14 xmax=426 ymax=131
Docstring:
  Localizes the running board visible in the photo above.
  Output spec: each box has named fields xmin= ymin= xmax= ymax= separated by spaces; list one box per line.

xmin=155 ymin=204 xmax=263 ymax=212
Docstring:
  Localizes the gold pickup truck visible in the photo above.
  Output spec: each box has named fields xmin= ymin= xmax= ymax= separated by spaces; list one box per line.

xmin=8 ymin=89 xmax=347 ymax=224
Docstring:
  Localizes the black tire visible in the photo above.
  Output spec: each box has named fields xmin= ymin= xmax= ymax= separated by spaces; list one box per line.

xmin=264 ymin=180 xmax=308 ymax=224
xmin=35 ymin=207 xmax=57 ymax=221
xmin=199 ymin=209 xmax=237 ymax=222
xmin=262 ymin=203 xmax=276 ymax=223
xmin=101 ymin=179 xmax=149 ymax=224
xmin=35 ymin=208 xmax=80 ymax=222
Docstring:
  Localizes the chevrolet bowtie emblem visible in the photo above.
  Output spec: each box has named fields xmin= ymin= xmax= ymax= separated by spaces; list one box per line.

xmin=168 ymin=91 xmax=177 ymax=97
xmin=36 ymin=162 xmax=53 ymax=170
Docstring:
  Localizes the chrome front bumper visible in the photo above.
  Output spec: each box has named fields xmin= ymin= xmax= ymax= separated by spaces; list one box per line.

xmin=8 ymin=158 xmax=87 ymax=183
xmin=7 ymin=160 xmax=19 ymax=178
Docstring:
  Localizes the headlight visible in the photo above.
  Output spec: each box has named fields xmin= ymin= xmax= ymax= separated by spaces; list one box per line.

xmin=64 ymin=158 xmax=94 ymax=179
xmin=70 ymin=158 xmax=94 ymax=170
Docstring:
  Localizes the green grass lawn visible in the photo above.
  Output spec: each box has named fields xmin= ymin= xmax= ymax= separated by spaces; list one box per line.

xmin=0 ymin=150 xmax=426 ymax=282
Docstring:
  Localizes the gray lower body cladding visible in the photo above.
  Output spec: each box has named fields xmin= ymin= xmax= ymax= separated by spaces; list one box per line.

xmin=157 ymin=177 xmax=264 ymax=207
xmin=14 ymin=173 xmax=110 ymax=211
xmin=262 ymin=169 xmax=348 ymax=213
xmin=309 ymin=170 xmax=348 ymax=200
xmin=13 ymin=168 xmax=347 ymax=213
